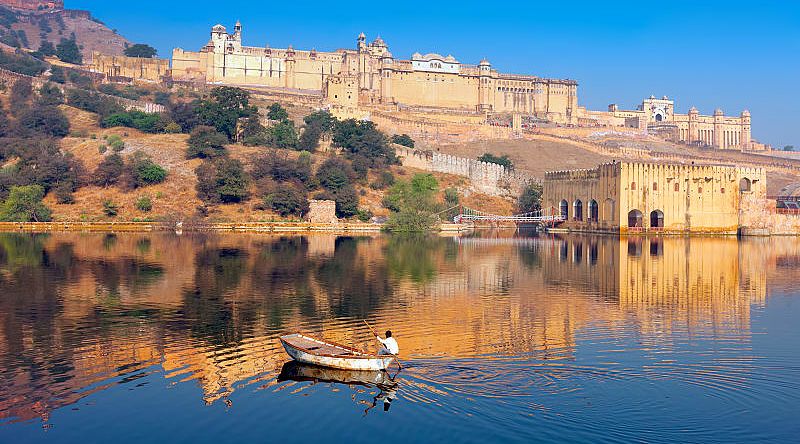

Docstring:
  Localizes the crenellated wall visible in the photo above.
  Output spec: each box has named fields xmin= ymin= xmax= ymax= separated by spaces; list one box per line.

xmin=397 ymin=147 xmax=537 ymax=197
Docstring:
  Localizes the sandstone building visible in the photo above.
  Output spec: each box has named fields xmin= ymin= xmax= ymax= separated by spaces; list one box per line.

xmin=577 ymin=96 xmax=764 ymax=151
xmin=171 ymin=22 xmax=579 ymax=123
xmin=89 ymin=51 xmax=170 ymax=83
xmin=542 ymin=161 xmax=766 ymax=234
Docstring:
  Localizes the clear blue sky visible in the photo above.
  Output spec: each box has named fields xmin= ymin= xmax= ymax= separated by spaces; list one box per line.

xmin=71 ymin=0 xmax=799 ymax=148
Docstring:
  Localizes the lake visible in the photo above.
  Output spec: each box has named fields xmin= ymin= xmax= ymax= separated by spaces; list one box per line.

xmin=0 ymin=232 xmax=798 ymax=443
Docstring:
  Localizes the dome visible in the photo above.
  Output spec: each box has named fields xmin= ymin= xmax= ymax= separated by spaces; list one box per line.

xmin=741 ymin=109 xmax=751 ymax=117
xmin=479 ymin=58 xmax=491 ymax=66
xmin=212 ymin=24 xmax=227 ymax=32
xmin=662 ymin=95 xmax=668 ymax=100
xmin=714 ymin=108 xmax=724 ymax=116
xmin=372 ymin=36 xmax=386 ymax=47
xmin=358 ymin=32 xmax=366 ymax=40
xmin=381 ymin=50 xmax=393 ymax=59
xmin=689 ymin=106 xmax=699 ymax=113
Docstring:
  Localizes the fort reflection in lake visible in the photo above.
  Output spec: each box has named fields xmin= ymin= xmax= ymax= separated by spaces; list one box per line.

xmin=0 ymin=232 xmax=797 ymax=443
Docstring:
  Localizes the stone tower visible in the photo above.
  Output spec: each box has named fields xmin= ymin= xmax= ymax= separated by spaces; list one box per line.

xmin=380 ymin=51 xmax=394 ymax=103
xmin=740 ymin=110 xmax=752 ymax=150
xmin=478 ymin=58 xmax=492 ymax=112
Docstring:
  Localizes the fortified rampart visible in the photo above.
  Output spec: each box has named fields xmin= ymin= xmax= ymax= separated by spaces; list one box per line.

xmin=398 ymin=147 xmax=536 ymax=197
xmin=0 ymin=66 xmax=166 ymax=113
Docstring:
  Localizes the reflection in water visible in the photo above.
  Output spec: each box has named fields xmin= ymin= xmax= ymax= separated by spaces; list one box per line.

xmin=0 ymin=232 xmax=798 ymax=441
xmin=277 ymin=361 xmax=399 ymax=414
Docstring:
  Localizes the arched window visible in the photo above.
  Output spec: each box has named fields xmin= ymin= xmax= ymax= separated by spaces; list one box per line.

xmin=674 ymin=182 xmax=680 ymax=192
xmin=650 ymin=210 xmax=664 ymax=228
xmin=740 ymin=177 xmax=752 ymax=192
xmin=559 ymin=200 xmax=569 ymax=220
xmin=628 ymin=209 xmax=644 ymax=228
xmin=588 ymin=200 xmax=599 ymax=223
xmin=631 ymin=182 xmax=637 ymax=190
xmin=573 ymin=200 xmax=583 ymax=221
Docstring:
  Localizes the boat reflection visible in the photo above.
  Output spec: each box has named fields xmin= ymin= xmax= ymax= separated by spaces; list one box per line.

xmin=277 ymin=361 xmax=399 ymax=414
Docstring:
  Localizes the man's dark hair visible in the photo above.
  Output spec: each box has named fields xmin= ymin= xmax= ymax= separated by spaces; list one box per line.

xmin=385 ymin=330 xmax=392 ymax=338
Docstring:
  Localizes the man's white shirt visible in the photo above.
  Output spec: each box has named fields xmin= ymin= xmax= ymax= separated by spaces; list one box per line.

xmin=377 ymin=336 xmax=399 ymax=354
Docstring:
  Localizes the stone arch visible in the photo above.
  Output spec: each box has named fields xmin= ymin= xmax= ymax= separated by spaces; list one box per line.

xmin=588 ymin=200 xmax=599 ymax=223
xmin=628 ymin=209 xmax=644 ymax=228
xmin=573 ymin=199 xmax=583 ymax=221
xmin=740 ymin=177 xmax=752 ymax=192
xmin=650 ymin=209 xmax=664 ymax=228
xmin=559 ymin=200 xmax=569 ymax=220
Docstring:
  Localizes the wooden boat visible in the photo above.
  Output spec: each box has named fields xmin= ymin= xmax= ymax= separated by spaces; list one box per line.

xmin=280 ymin=333 xmax=396 ymax=371
xmin=277 ymin=361 xmax=394 ymax=387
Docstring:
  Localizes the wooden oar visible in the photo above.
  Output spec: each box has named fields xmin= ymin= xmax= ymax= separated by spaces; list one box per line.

xmin=364 ymin=320 xmax=403 ymax=370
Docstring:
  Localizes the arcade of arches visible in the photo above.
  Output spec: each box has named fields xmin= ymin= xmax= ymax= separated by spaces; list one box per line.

xmin=542 ymin=161 xmax=767 ymax=234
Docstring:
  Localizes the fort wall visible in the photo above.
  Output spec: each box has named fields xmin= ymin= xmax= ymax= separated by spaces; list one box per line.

xmin=397 ymin=147 xmax=536 ymax=197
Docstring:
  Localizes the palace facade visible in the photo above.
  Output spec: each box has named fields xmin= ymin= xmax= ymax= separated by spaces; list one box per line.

xmin=577 ymin=96 xmax=763 ymax=151
xmin=542 ymin=161 xmax=767 ymax=234
xmin=171 ymin=22 xmax=579 ymax=123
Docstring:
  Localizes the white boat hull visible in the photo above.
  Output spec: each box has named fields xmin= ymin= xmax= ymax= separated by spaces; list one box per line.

xmin=280 ymin=334 xmax=395 ymax=371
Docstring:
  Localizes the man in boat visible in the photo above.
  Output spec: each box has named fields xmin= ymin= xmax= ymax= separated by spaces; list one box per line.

xmin=376 ymin=330 xmax=399 ymax=356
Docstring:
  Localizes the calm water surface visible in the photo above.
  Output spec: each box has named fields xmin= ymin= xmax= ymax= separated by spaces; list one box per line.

xmin=0 ymin=232 xmax=798 ymax=443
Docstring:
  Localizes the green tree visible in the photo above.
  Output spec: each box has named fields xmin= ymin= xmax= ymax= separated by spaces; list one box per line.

xmin=784 ymin=145 xmax=795 ymax=152
xmin=0 ymin=185 xmax=51 ymax=222
xmin=268 ymin=120 xmax=298 ymax=149
xmin=385 ymin=173 xmax=441 ymax=232
xmin=517 ymin=183 xmax=543 ymax=213
xmin=391 ymin=133 xmax=415 ymax=148
xmin=298 ymin=123 xmax=322 ymax=152
xmin=332 ymin=119 xmax=396 ymax=165
xmin=123 ymin=43 xmax=157 ymax=58
xmin=49 ymin=66 xmax=66 ymax=84
xmin=267 ymin=102 xmax=289 ymax=121
xmin=93 ymin=154 xmax=124 ymax=187
xmin=168 ymin=100 xmax=200 ymax=133
xmin=10 ymin=78 xmax=33 ymax=113
xmin=17 ymin=105 xmax=70 ymax=138
xmin=316 ymin=157 xmax=355 ymax=192
xmin=264 ymin=184 xmax=309 ymax=217
xmin=125 ymin=152 xmax=167 ymax=188
xmin=478 ymin=153 xmax=514 ymax=171
xmin=37 ymin=82 xmax=64 ymax=106
xmin=187 ymin=126 xmax=228 ymax=158
xmin=55 ymin=37 xmax=82 ymax=64
xmin=197 ymin=86 xmax=256 ymax=139
xmin=34 ymin=40 xmax=56 ymax=58
xmin=195 ymin=158 xmax=249 ymax=203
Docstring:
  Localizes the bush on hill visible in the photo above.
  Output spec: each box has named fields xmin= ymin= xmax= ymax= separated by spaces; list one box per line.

xmin=391 ymin=134 xmax=415 ymax=148
xmin=0 ymin=50 xmax=47 ymax=76
xmin=187 ymin=126 xmax=228 ymax=159
xmin=93 ymin=154 xmax=124 ymax=187
xmin=124 ymin=152 xmax=167 ymax=188
xmin=332 ymin=119 xmax=396 ymax=166
xmin=17 ymin=105 xmax=70 ymax=138
xmin=55 ymin=38 xmax=82 ymax=64
xmin=102 ymin=110 xmax=167 ymax=133
xmin=195 ymin=157 xmax=249 ymax=204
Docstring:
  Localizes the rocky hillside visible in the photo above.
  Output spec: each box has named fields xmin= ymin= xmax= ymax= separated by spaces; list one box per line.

xmin=0 ymin=5 xmax=130 ymax=60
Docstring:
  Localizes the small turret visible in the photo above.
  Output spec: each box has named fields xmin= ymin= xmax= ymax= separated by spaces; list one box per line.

xmin=714 ymin=108 xmax=724 ymax=117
